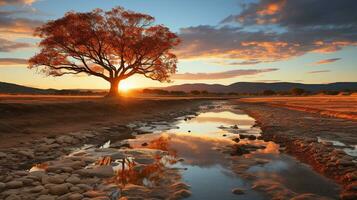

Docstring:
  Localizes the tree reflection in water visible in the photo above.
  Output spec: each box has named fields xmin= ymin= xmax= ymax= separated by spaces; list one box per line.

xmin=102 ymin=135 xmax=178 ymax=188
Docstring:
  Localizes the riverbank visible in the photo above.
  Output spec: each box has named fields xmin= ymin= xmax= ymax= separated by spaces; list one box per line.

xmin=0 ymin=95 xmax=209 ymax=148
xmin=0 ymin=97 xmax=207 ymax=200
xmin=233 ymin=99 xmax=357 ymax=200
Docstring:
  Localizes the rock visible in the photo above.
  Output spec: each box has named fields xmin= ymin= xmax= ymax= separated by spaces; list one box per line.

xmin=232 ymin=188 xmax=245 ymax=195
xmin=48 ymin=183 xmax=69 ymax=195
xmin=248 ymin=135 xmax=257 ymax=140
xmin=76 ymin=184 xmax=93 ymax=191
xmin=0 ymin=152 xmax=7 ymax=158
xmin=346 ymin=181 xmax=357 ymax=191
xmin=0 ymin=182 xmax=6 ymax=191
xmin=29 ymin=185 xmax=45 ymax=193
xmin=6 ymin=180 xmax=23 ymax=189
xmin=141 ymin=142 xmax=148 ymax=147
xmin=134 ymin=157 xmax=155 ymax=165
xmin=344 ymin=172 xmax=357 ymax=182
xmin=68 ymin=193 xmax=83 ymax=200
xmin=29 ymin=171 xmax=47 ymax=178
xmin=336 ymin=159 xmax=354 ymax=167
xmin=70 ymin=186 xmax=81 ymax=192
xmin=38 ymin=195 xmax=56 ymax=200
xmin=111 ymin=152 xmax=126 ymax=160
xmin=171 ymin=189 xmax=191 ymax=199
xmin=56 ymin=135 xmax=76 ymax=144
xmin=122 ymin=184 xmax=149 ymax=195
xmin=5 ymin=194 xmax=21 ymax=200
xmin=14 ymin=171 xmax=28 ymax=176
xmin=83 ymin=190 xmax=107 ymax=198
xmin=291 ymin=193 xmax=330 ymax=200
xmin=66 ymin=176 xmax=81 ymax=184
xmin=43 ymin=138 xmax=56 ymax=145
xmin=340 ymin=192 xmax=357 ymax=200
xmin=18 ymin=150 xmax=35 ymax=158
xmin=232 ymin=138 xmax=240 ymax=143
xmin=43 ymin=175 xmax=66 ymax=184
xmin=76 ymin=166 xmax=114 ymax=178
xmin=170 ymin=182 xmax=190 ymax=190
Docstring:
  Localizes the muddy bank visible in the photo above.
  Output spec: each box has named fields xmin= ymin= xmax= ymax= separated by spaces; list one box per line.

xmin=0 ymin=97 xmax=207 ymax=148
xmin=234 ymin=101 xmax=357 ymax=200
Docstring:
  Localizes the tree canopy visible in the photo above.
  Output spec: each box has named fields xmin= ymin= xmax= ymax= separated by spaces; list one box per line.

xmin=29 ymin=7 xmax=180 ymax=96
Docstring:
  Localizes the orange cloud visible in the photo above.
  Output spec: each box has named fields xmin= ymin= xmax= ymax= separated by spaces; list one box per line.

xmin=308 ymin=70 xmax=330 ymax=74
xmin=0 ymin=0 xmax=36 ymax=6
xmin=313 ymin=58 xmax=341 ymax=65
xmin=0 ymin=58 xmax=28 ymax=65
xmin=0 ymin=38 xmax=31 ymax=52
xmin=257 ymin=0 xmax=286 ymax=16
xmin=172 ymin=68 xmax=278 ymax=80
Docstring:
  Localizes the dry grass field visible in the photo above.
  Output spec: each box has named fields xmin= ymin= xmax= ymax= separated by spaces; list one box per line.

xmin=239 ymin=95 xmax=357 ymax=121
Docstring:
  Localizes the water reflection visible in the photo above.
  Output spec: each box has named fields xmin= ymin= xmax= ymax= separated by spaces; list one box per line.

xmin=128 ymin=102 xmax=340 ymax=199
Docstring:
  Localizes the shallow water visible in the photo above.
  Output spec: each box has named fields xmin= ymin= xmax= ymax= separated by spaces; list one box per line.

xmin=125 ymin=102 xmax=340 ymax=199
xmin=317 ymin=137 xmax=357 ymax=158
xmin=28 ymin=102 xmax=341 ymax=199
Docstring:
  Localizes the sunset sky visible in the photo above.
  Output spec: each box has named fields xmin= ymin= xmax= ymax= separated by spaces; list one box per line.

xmin=0 ymin=0 xmax=357 ymax=90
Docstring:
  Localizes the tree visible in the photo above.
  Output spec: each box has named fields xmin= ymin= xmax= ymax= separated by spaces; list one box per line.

xmin=263 ymin=90 xmax=276 ymax=96
xmin=290 ymin=88 xmax=305 ymax=96
xmin=29 ymin=7 xmax=180 ymax=97
xmin=190 ymin=90 xmax=200 ymax=95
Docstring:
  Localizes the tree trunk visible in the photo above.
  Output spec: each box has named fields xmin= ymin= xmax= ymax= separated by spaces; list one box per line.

xmin=106 ymin=79 xmax=120 ymax=97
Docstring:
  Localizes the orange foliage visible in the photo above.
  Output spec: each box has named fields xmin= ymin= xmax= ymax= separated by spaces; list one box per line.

xmin=29 ymin=7 xmax=180 ymax=96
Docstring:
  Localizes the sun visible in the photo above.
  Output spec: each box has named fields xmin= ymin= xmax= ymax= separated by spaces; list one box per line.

xmin=119 ymin=81 xmax=133 ymax=92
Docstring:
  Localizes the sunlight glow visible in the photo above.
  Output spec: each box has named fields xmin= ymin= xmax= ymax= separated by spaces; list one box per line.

xmin=119 ymin=81 xmax=134 ymax=92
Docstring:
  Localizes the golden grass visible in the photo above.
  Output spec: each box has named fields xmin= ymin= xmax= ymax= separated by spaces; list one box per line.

xmin=239 ymin=96 xmax=357 ymax=120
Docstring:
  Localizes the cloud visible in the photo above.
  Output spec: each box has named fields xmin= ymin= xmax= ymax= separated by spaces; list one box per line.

xmin=172 ymin=68 xmax=278 ymax=80
xmin=213 ymin=59 xmax=261 ymax=66
xmin=224 ymin=0 xmax=357 ymax=28
xmin=0 ymin=0 xmax=36 ymax=6
xmin=256 ymin=80 xmax=281 ymax=83
xmin=0 ymin=38 xmax=31 ymax=52
xmin=313 ymin=58 xmax=341 ymax=65
xmin=0 ymin=58 xmax=27 ymax=65
xmin=0 ymin=10 xmax=43 ymax=37
xmin=177 ymin=0 xmax=357 ymax=63
xmin=308 ymin=70 xmax=331 ymax=74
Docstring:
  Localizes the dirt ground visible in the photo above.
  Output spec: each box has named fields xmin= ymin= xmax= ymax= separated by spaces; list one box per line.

xmin=234 ymin=97 xmax=357 ymax=146
xmin=239 ymin=96 xmax=357 ymax=121
xmin=0 ymin=95 xmax=209 ymax=148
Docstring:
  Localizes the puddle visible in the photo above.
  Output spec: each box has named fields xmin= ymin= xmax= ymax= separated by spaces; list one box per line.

xmin=124 ymin=102 xmax=340 ymax=199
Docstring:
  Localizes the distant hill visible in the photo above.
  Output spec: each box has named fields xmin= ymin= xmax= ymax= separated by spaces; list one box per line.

xmin=0 ymin=82 xmax=52 ymax=94
xmin=0 ymin=82 xmax=103 ymax=95
xmin=159 ymin=82 xmax=357 ymax=93
xmin=2 ymin=81 xmax=357 ymax=95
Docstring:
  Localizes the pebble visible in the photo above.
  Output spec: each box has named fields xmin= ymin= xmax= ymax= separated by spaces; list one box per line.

xmin=232 ymin=188 xmax=245 ymax=195
xmin=5 ymin=181 xmax=23 ymax=189
xmin=0 ymin=182 xmax=5 ymax=191
xmin=37 ymin=195 xmax=56 ymax=200
xmin=68 ymin=193 xmax=84 ymax=200
xmin=48 ymin=183 xmax=69 ymax=195
xmin=5 ymin=194 xmax=21 ymax=200
xmin=66 ymin=176 xmax=81 ymax=184
xmin=29 ymin=185 xmax=45 ymax=193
